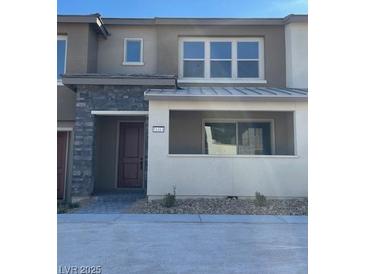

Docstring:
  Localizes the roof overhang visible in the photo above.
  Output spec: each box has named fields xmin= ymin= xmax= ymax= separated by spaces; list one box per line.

xmin=62 ymin=74 xmax=177 ymax=90
xmin=58 ymin=14 xmax=110 ymax=39
xmin=101 ymin=14 xmax=307 ymax=26
xmin=58 ymin=14 xmax=307 ymax=27
xmin=145 ymin=87 xmax=308 ymax=102
xmin=103 ymin=18 xmax=284 ymax=26
xmin=283 ymin=14 xmax=308 ymax=24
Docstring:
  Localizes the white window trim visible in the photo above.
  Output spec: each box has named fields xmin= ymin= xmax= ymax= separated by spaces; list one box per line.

xmin=201 ymin=118 xmax=276 ymax=156
xmin=123 ymin=38 xmax=144 ymax=65
xmin=210 ymin=40 xmax=233 ymax=79
xmin=178 ymin=37 xmax=265 ymax=83
xmin=182 ymin=41 xmax=205 ymax=78
xmin=57 ymin=35 xmax=68 ymax=84
xmin=236 ymin=39 xmax=264 ymax=80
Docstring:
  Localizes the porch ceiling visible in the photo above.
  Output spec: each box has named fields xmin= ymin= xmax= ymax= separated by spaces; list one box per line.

xmin=144 ymin=87 xmax=308 ymax=102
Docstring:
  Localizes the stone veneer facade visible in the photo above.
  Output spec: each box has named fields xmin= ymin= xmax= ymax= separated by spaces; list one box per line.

xmin=71 ymin=84 xmax=173 ymax=197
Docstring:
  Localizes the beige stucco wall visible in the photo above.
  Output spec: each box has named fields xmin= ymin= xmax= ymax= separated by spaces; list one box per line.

xmin=156 ymin=25 xmax=286 ymax=87
xmin=58 ymin=22 xmax=99 ymax=123
xmin=285 ymin=22 xmax=308 ymax=88
xmin=57 ymin=85 xmax=76 ymax=122
xmin=96 ymin=24 xmax=286 ymax=86
xmin=58 ymin=23 xmax=92 ymax=74
xmin=97 ymin=26 xmax=158 ymax=74
xmin=147 ymin=100 xmax=307 ymax=198
xmin=87 ymin=26 xmax=99 ymax=73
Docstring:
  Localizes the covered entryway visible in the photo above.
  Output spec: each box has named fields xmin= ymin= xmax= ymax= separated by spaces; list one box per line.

xmin=93 ymin=111 xmax=148 ymax=193
xmin=57 ymin=131 xmax=68 ymax=199
xmin=117 ymin=122 xmax=145 ymax=188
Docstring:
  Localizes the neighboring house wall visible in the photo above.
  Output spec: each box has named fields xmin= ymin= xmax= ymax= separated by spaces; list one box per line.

xmin=97 ymin=26 xmax=158 ymax=74
xmin=57 ymin=23 xmax=90 ymax=74
xmin=285 ymin=22 xmax=308 ymax=88
xmin=155 ymin=25 xmax=286 ymax=87
xmin=148 ymin=100 xmax=307 ymax=198
xmin=57 ymin=22 xmax=101 ymax=201
xmin=57 ymin=22 xmax=100 ymax=125
xmin=87 ymin=26 xmax=99 ymax=73
xmin=57 ymin=85 xmax=76 ymax=122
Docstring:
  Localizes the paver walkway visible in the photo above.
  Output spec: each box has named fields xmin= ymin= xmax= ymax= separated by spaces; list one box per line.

xmin=71 ymin=191 xmax=145 ymax=213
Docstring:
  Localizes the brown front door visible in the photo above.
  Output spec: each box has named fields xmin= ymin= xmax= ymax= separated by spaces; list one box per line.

xmin=57 ymin=131 xmax=68 ymax=199
xmin=117 ymin=122 xmax=144 ymax=188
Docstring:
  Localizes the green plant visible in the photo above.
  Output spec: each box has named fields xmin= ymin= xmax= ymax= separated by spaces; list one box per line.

xmin=162 ymin=186 xmax=176 ymax=208
xmin=254 ymin=192 xmax=267 ymax=207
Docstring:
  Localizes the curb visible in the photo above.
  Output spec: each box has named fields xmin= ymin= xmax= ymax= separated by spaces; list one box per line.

xmin=58 ymin=213 xmax=307 ymax=224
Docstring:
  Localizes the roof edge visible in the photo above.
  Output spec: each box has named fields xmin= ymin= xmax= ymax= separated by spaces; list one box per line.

xmin=58 ymin=14 xmax=110 ymax=38
xmin=144 ymin=87 xmax=308 ymax=102
xmin=283 ymin=14 xmax=308 ymax=24
xmin=58 ymin=14 xmax=308 ymax=26
xmin=62 ymin=74 xmax=177 ymax=90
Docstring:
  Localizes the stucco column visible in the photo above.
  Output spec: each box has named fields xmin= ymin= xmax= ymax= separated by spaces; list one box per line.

xmin=147 ymin=101 xmax=170 ymax=198
xmin=294 ymin=103 xmax=308 ymax=157
xmin=71 ymin=88 xmax=95 ymax=197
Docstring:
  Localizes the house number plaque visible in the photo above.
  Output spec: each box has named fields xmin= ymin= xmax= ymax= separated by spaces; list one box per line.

xmin=152 ymin=126 xmax=165 ymax=133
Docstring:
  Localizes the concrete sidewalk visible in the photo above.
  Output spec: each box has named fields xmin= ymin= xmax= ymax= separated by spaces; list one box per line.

xmin=58 ymin=213 xmax=307 ymax=224
xmin=58 ymin=214 xmax=307 ymax=274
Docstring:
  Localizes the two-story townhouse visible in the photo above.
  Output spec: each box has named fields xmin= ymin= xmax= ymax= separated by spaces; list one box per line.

xmin=57 ymin=14 xmax=308 ymax=202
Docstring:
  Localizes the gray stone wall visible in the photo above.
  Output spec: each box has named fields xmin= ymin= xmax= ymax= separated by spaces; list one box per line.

xmin=71 ymin=85 xmax=168 ymax=196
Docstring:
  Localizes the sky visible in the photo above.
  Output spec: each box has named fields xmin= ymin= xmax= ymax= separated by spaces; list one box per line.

xmin=57 ymin=0 xmax=308 ymax=18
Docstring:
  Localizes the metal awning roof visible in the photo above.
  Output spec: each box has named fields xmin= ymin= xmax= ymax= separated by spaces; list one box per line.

xmin=144 ymin=87 xmax=308 ymax=101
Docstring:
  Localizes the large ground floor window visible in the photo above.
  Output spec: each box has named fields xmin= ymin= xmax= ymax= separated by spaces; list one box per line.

xmin=169 ymin=110 xmax=295 ymax=156
xmin=204 ymin=121 xmax=273 ymax=155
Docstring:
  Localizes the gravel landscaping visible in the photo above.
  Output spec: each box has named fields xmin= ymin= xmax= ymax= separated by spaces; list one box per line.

xmin=128 ymin=197 xmax=308 ymax=215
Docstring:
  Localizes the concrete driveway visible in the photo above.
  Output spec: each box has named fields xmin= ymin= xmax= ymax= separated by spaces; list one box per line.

xmin=58 ymin=214 xmax=307 ymax=274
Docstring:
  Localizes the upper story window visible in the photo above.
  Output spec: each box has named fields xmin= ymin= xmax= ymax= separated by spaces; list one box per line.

xmin=237 ymin=41 xmax=260 ymax=78
xmin=183 ymin=41 xmax=204 ymax=77
xmin=123 ymin=38 xmax=144 ymax=65
xmin=57 ymin=35 xmax=67 ymax=81
xmin=179 ymin=37 xmax=265 ymax=83
xmin=210 ymin=42 xmax=232 ymax=78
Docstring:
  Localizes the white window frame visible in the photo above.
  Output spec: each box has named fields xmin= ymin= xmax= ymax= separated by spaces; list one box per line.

xmin=57 ymin=35 xmax=68 ymax=85
xmin=182 ymin=41 xmax=205 ymax=78
xmin=201 ymin=118 xmax=275 ymax=155
xmin=209 ymin=40 xmax=233 ymax=79
xmin=123 ymin=38 xmax=144 ymax=65
xmin=178 ymin=37 xmax=265 ymax=84
xmin=236 ymin=39 xmax=264 ymax=80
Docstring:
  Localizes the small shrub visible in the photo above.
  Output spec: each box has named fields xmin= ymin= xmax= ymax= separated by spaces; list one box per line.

xmin=162 ymin=186 xmax=176 ymax=208
xmin=254 ymin=192 xmax=267 ymax=207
